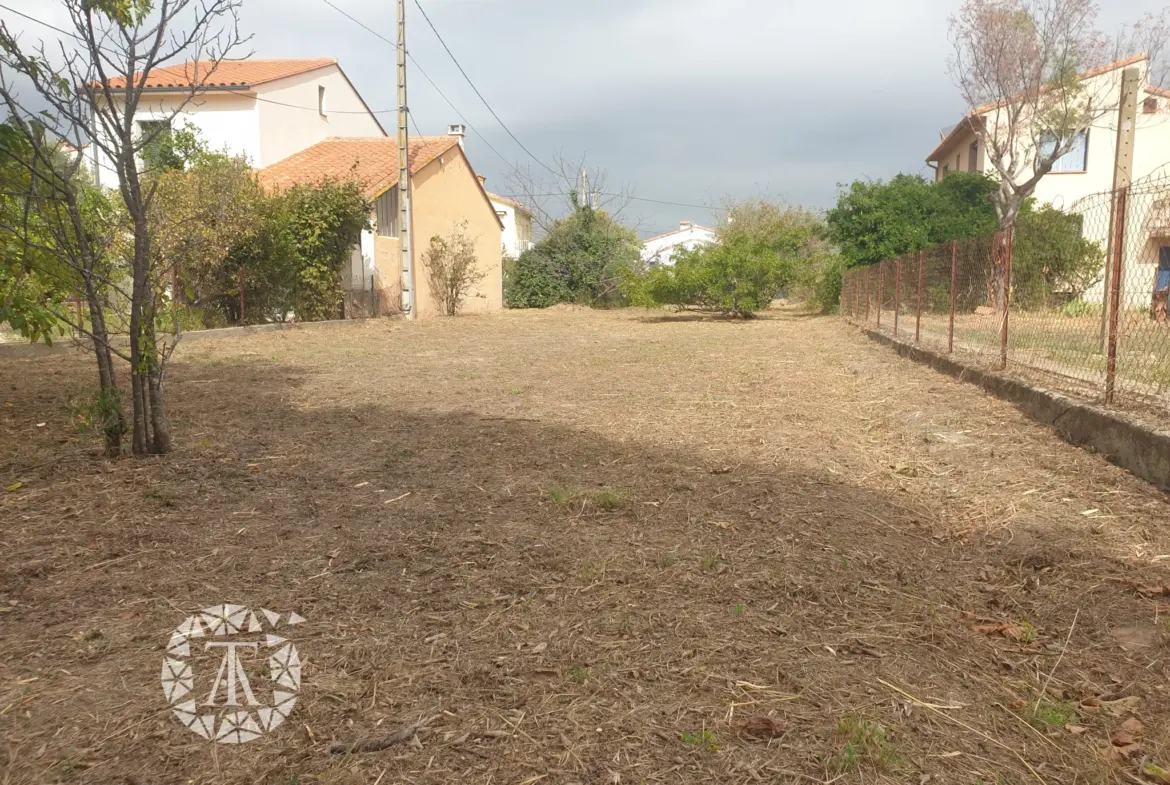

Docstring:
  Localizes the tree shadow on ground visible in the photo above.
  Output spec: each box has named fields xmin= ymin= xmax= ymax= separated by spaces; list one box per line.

xmin=0 ymin=358 xmax=1165 ymax=785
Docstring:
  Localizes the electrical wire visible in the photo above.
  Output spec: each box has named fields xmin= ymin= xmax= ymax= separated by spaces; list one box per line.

xmin=318 ymin=0 xmax=517 ymax=171
xmin=411 ymin=0 xmax=558 ymax=178
xmin=505 ymin=192 xmax=722 ymax=212
xmin=0 ymin=3 xmax=78 ymax=40
xmin=6 ymin=1 xmax=725 ymax=215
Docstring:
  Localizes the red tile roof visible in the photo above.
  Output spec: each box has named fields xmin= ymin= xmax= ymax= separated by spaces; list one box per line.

xmin=258 ymin=137 xmax=460 ymax=200
xmin=102 ymin=58 xmax=337 ymax=90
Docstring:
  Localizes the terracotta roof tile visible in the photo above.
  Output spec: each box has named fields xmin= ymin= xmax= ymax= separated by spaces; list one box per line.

xmin=257 ymin=137 xmax=460 ymax=199
xmin=102 ymin=58 xmax=337 ymax=90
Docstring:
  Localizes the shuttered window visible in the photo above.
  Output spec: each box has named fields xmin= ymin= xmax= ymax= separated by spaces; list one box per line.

xmin=375 ymin=189 xmax=399 ymax=237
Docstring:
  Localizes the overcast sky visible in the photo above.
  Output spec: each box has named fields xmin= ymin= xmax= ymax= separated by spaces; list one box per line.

xmin=5 ymin=0 xmax=1167 ymax=236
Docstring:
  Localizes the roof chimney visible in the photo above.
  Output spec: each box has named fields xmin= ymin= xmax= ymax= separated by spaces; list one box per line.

xmin=476 ymin=173 xmax=486 ymax=186
xmin=447 ymin=124 xmax=466 ymax=149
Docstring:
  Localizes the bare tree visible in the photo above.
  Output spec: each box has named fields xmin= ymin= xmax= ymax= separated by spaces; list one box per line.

xmin=948 ymin=0 xmax=1170 ymax=229
xmin=504 ymin=152 xmax=635 ymax=238
xmin=0 ymin=0 xmax=248 ymax=455
xmin=422 ymin=221 xmax=487 ymax=316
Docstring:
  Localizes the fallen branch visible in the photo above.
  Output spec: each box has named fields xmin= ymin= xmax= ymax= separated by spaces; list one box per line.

xmin=877 ymin=679 xmax=1047 ymax=785
xmin=1034 ymin=608 xmax=1079 ymax=715
xmin=328 ymin=716 xmax=437 ymax=755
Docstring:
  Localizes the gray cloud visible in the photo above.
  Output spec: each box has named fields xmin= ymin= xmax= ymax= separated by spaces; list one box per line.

xmin=5 ymin=0 xmax=1168 ymax=235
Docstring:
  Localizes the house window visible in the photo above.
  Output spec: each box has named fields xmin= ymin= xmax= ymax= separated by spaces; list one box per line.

xmin=1038 ymin=130 xmax=1088 ymax=173
xmin=375 ymin=189 xmax=398 ymax=237
xmin=318 ymin=85 xmax=327 ymax=117
xmin=1145 ymin=97 xmax=1159 ymax=115
xmin=968 ymin=140 xmax=979 ymax=172
xmin=139 ymin=119 xmax=178 ymax=173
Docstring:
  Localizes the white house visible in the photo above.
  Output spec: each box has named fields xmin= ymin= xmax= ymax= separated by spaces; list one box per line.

xmin=641 ymin=221 xmax=717 ymax=266
xmin=485 ymin=191 xmax=534 ymax=258
xmin=91 ymin=58 xmax=386 ymax=187
xmin=926 ymin=54 xmax=1170 ymax=301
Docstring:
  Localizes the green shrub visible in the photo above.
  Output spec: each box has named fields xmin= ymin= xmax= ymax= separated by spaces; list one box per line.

xmin=625 ymin=236 xmax=793 ymax=316
xmin=802 ymin=253 xmax=846 ymax=313
xmin=1012 ymin=205 xmax=1104 ymax=310
xmin=505 ymin=199 xmax=641 ymax=309
xmin=1059 ymin=299 xmax=1099 ymax=318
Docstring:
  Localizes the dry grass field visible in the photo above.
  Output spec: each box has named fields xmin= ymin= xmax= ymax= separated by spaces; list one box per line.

xmin=3 ymin=306 xmax=1170 ymax=785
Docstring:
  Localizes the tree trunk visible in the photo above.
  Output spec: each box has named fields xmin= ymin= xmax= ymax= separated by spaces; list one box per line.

xmin=83 ymin=275 xmax=125 ymax=457
xmin=128 ymin=214 xmax=152 ymax=456
xmin=148 ymin=367 xmax=171 ymax=454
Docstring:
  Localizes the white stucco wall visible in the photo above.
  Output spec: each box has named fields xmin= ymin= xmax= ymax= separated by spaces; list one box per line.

xmin=491 ymin=201 xmax=518 ymax=257
xmin=934 ymin=61 xmax=1170 ymax=304
xmin=488 ymin=198 xmax=535 ymax=259
xmin=256 ymin=64 xmax=386 ymax=167
xmin=90 ymin=63 xmax=386 ymax=185
xmin=641 ymin=224 xmax=718 ymax=266
xmin=92 ymin=91 xmax=261 ymax=187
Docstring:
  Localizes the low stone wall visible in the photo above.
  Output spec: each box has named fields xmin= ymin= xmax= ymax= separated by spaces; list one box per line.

xmin=862 ymin=327 xmax=1170 ymax=491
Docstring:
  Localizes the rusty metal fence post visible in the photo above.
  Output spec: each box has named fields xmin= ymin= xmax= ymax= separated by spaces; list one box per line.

xmin=238 ymin=267 xmax=245 ymax=326
xmin=948 ymin=241 xmax=957 ymax=354
xmin=915 ymin=251 xmax=924 ymax=343
xmin=1105 ymin=187 xmax=1129 ymax=405
xmin=894 ymin=259 xmax=901 ymax=336
xmin=1000 ymin=228 xmax=1014 ymax=371
xmin=864 ymin=266 xmax=870 ymax=323
xmin=876 ymin=262 xmax=883 ymax=329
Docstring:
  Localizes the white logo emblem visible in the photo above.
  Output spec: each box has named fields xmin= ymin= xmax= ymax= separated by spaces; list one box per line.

xmin=161 ymin=604 xmax=304 ymax=744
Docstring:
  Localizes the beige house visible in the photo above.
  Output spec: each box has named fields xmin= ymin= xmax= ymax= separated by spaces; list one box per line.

xmin=92 ymin=58 xmax=386 ymax=187
xmin=260 ymin=134 xmax=504 ymax=319
xmin=926 ymin=54 xmax=1170 ymax=301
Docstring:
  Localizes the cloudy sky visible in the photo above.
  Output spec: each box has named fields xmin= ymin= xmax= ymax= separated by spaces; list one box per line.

xmin=5 ymin=0 xmax=1167 ymax=236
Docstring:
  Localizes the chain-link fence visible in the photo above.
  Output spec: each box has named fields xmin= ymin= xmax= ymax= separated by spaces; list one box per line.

xmin=842 ymin=176 xmax=1170 ymax=418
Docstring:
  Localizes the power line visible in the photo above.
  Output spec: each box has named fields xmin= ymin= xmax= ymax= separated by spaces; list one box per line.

xmin=507 ymin=192 xmax=724 ymax=211
xmin=0 ymin=3 xmax=78 ymax=40
xmin=6 ymin=1 xmax=726 ymax=216
xmin=411 ymin=0 xmax=558 ymax=178
xmin=319 ymin=0 xmax=516 ymax=169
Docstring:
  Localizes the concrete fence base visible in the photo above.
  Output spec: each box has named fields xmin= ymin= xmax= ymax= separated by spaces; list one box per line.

xmin=862 ymin=327 xmax=1170 ymax=492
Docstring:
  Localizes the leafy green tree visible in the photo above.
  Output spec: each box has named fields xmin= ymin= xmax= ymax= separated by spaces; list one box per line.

xmin=279 ymin=180 xmax=370 ymax=321
xmin=0 ymin=127 xmax=68 ymax=344
xmin=826 ymin=172 xmax=998 ymax=268
xmin=505 ymin=196 xmax=641 ymax=308
xmin=147 ymin=136 xmax=265 ymax=329
xmin=625 ymin=201 xmax=822 ymax=317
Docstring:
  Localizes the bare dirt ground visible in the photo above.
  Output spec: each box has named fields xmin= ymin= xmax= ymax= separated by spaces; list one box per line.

xmin=3 ymin=307 xmax=1170 ymax=785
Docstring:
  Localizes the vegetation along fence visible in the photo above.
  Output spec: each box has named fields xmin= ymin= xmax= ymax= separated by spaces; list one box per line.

xmin=840 ymin=176 xmax=1170 ymax=418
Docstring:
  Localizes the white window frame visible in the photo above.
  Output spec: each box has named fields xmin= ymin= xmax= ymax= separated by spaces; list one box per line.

xmin=1039 ymin=130 xmax=1088 ymax=174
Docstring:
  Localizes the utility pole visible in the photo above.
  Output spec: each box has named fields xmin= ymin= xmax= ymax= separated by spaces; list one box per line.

xmin=397 ymin=0 xmax=415 ymax=319
xmin=1100 ymin=66 xmax=1140 ymax=348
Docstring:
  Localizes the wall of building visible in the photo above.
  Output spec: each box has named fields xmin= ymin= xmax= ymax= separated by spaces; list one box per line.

xmin=641 ymin=225 xmax=718 ymax=266
xmin=409 ymin=149 xmax=504 ymax=319
xmin=92 ymin=92 xmax=261 ymax=187
xmin=256 ymin=65 xmax=385 ymax=167
xmin=489 ymin=200 xmax=534 ymax=259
